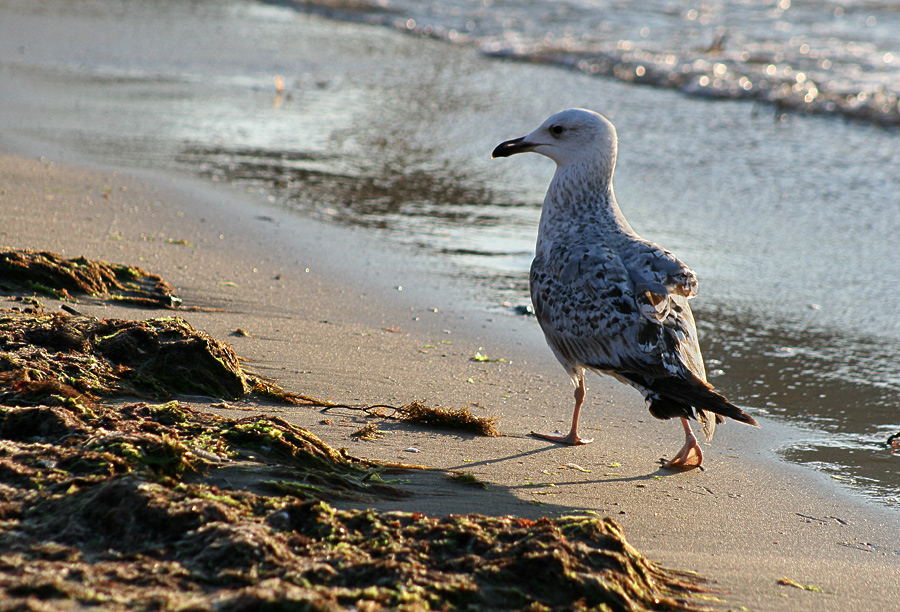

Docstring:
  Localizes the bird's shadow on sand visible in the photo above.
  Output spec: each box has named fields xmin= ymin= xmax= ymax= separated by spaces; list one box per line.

xmin=449 ymin=437 xmax=687 ymax=483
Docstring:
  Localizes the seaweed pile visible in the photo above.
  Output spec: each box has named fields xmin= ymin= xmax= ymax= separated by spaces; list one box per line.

xmin=0 ymin=309 xmax=319 ymax=405
xmin=0 ymin=402 xmax=712 ymax=611
xmin=0 ymin=247 xmax=181 ymax=308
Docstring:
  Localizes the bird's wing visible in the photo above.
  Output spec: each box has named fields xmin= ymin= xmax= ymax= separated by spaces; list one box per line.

xmin=624 ymin=240 xmax=710 ymax=383
xmin=626 ymin=241 xmax=699 ymax=324
xmin=530 ymin=242 xmax=704 ymax=382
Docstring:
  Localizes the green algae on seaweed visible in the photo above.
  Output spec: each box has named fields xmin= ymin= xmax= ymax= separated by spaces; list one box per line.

xmin=0 ymin=399 xmax=403 ymax=502
xmin=247 ymin=374 xmax=335 ymax=407
xmin=448 ymin=471 xmax=489 ymax=489
xmin=1 ymin=447 xmax=715 ymax=610
xmin=0 ymin=247 xmax=181 ymax=308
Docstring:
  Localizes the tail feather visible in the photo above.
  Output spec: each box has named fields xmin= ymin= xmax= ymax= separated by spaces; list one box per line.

xmin=644 ymin=374 xmax=759 ymax=428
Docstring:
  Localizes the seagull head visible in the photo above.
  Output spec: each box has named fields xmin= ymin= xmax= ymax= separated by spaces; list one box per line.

xmin=492 ymin=108 xmax=617 ymax=171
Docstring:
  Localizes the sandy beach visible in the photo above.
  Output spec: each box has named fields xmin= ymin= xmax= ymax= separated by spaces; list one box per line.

xmin=2 ymin=149 xmax=899 ymax=610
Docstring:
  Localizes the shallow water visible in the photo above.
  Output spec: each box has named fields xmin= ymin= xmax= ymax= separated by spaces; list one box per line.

xmin=0 ymin=0 xmax=897 ymax=505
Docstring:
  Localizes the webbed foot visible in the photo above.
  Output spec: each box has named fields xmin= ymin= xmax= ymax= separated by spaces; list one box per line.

xmin=531 ymin=430 xmax=594 ymax=445
xmin=662 ymin=438 xmax=703 ymax=470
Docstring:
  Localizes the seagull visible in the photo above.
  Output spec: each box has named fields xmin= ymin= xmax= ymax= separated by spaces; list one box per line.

xmin=492 ymin=108 xmax=758 ymax=469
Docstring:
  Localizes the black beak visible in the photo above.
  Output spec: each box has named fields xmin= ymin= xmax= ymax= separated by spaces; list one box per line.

xmin=491 ymin=136 xmax=534 ymax=158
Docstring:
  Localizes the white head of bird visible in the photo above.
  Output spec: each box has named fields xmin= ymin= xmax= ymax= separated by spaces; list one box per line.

xmin=492 ymin=108 xmax=618 ymax=178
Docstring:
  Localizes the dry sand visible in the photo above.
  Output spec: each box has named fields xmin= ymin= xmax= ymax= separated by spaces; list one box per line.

xmin=2 ymin=152 xmax=898 ymax=611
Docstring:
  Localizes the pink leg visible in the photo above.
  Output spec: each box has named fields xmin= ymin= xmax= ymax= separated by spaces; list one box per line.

xmin=663 ymin=417 xmax=703 ymax=470
xmin=532 ymin=377 xmax=594 ymax=445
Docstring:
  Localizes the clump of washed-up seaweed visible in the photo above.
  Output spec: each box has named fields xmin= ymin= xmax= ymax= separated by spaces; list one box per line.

xmin=0 ymin=247 xmax=181 ymax=308
xmin=365 ymin=400 xmax=501 ymax=437
xmin=0 ymin=309 xmax=320 ymax=405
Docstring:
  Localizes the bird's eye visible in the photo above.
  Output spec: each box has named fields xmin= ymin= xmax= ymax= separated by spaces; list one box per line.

xmin=549 ymin=124 xmax=566 ymax=137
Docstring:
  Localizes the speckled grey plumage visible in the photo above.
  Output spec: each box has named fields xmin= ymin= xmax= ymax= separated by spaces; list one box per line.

xmin=493 ymin=109 xmax=757 ymax=459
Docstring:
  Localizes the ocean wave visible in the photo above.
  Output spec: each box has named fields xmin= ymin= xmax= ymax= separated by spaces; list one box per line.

xmin=278 ymin=0 xmax=900 ymax=127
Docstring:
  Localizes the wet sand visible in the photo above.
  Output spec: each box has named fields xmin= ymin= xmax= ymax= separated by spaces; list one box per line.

xmin=2 ymin=151 xmax=899 ymax=610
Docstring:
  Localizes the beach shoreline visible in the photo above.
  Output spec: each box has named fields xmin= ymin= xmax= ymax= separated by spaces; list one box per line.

xmin=2 ymin=148 xmax=899 ymax=610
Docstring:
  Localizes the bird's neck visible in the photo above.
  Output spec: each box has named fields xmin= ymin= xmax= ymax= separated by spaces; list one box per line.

xmin=536 ymin=162 xmax=636 ymax=253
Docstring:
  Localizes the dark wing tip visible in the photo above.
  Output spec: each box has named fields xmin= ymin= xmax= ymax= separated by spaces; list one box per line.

xmin=712 ymin=400 xmax=760 ymax=428
xmin=740 ymin=413 xmax=761 ymax=428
